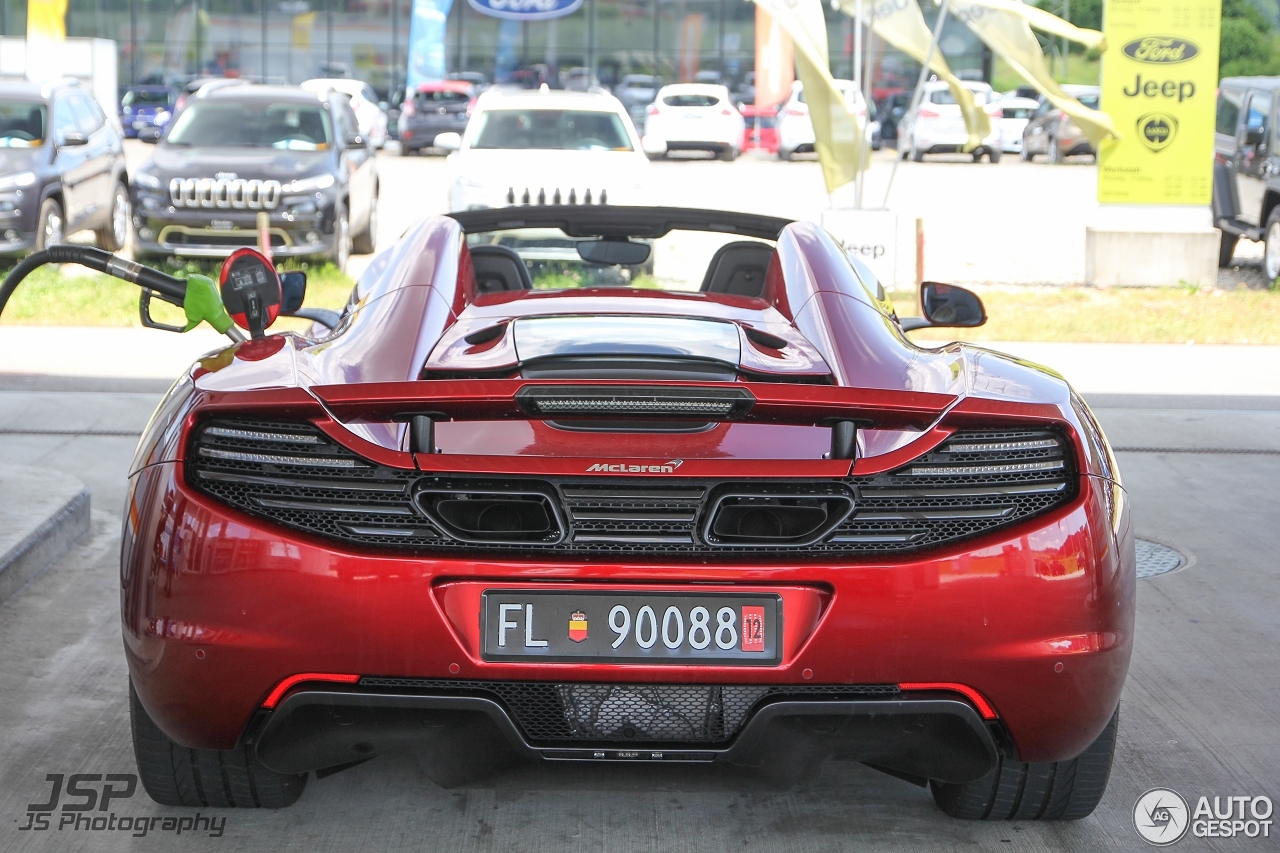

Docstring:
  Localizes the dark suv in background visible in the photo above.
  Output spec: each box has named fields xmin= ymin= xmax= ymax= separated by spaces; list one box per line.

xmin=0 ymin=80 xmax=129 ymax=256
xmin=1214 ymin=76 xmax=1280 ymax=275
xmin=130 ymin=84 xmax=378 ymax=269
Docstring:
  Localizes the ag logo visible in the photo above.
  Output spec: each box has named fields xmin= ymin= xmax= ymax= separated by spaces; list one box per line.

xmin=1123 ymin=37 xmax=1200 ymax=64
xmin=1138 ymin=113 xmax=1178 ymax=152
xmin=1134 ymin=788 xmax=1190 ymax=845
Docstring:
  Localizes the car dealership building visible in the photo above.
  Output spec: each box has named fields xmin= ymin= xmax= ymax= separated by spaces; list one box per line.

xmin=0 ymin=0 xmax=987 ymax=101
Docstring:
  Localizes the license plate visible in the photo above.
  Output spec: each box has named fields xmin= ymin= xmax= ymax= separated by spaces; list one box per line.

xmin=481 ymin=590 xmax=781 ymax=665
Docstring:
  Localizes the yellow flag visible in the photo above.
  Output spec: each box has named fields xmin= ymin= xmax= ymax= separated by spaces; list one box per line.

xmin=836 ymin=0 xmax=990 ymax=153
xmin=950 ymin=0 xmax=1118 ymax=145
xmin=753 ymin=0 xmax=866 ymax=193
xmin=291 ymin=11 xmax=317 ymax=50
xmin=966 ymin=0 xmax=1104 ymax=51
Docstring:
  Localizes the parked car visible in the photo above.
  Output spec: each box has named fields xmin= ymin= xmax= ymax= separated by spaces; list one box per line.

xmin=1020 ymin=85 xmax=1100 ymax=163
xmin=644 ymin=83 xmax=744 ymax=160
xmin=740 ymin=104 xmax=779 ymax=154
xmin=120 ymin=85 xmax=176 ymax=139
xmin=614 ymin=74 xmax=661 ymax=123
xmin=447 ymin=71 xmax=489 ymax=91
xmin=172 ymin=76 xmax=244 ymax=115
xmin=385 ymin=85 xmax=405 ymax=140
xmin=899 ymin=80 xmax=1003 ymax=162
xmin=562 ymin=67 xmax=599 ymax=92
xmin=398 ymin=81 xmax=474 ymax=155
xmin=437 ymin=88 xmax=651 ymax=210
xmin=776 ymin=80 xmax=879 ymax=161
xmin=1213 ymin=76 xmax=1280 ymax=272
xmin=118 ymin=203 xmax=1132 ymax=823
xmin=996 ymin=96 xmax=1039 ymax=154
xmin=0 ymin=80 xmax=129 ymax=255
xmin=129 ymin=84 xmax=378 ymax=269
xmin=301 ymin=78 xmax=389 ymax=148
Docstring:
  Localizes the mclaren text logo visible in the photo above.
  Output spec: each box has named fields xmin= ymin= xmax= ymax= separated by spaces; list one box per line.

xmin=586 ymin=459 xmax=684 ymax=474
xmin=1123 ymin=37 xmax=1199 ymax=64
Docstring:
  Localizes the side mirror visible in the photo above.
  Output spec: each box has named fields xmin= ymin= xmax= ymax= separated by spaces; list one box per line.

xmin=641 ymin=135 xmax=667 ymax=158
xmin=344 ymin=133 xmax=365 ymax=148
xmin=920 ymin=281 xmax=986 ymax=327
xmin=137 ymin=127 xmax=161 ymax=143
xmin=1246 ymin=125 xmax=1265 ymax=146
xmin=59 ymin=131 xmax=88 ymax=148
xmin=280 ymin=270 xmax=307 ymax=313
xmin=219 ymin=248 xmax=282 ymax=339
xmin=433 ymin=131 xmax=462 ymax=151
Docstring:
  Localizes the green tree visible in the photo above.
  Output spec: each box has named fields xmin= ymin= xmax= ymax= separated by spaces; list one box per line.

xmin=1220 ymin=0 xmax=1279 ymax=76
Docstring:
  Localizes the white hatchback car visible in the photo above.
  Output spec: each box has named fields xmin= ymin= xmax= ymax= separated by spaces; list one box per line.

xmin=900 ymin=80 xmax=1003 ymax=162
xmin=435 ymin=88 xmax=652 ymax=211
xmin=643 ymin=84 xmax=744 ymax=160
xmin=301 ymin=78 xmax=389 ymax=149
xmin=775 ymin=80 xmax=879 ymax=161
xmin=996 ymin=96 xmax=1040 ymax=154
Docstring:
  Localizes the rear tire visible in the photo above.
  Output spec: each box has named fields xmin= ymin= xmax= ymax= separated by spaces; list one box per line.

xmin=130 ymin=681 xmax=306 ymax=808
xmin=930 ymin=706 xmax=1118 ymax=821
xmin=720 ymin=145 xmax=738 ymax=162
xmin=778 ymin=147 xmax=792 ymax=161
xmin=328 ymin=201 xmax=350 ymax=272
xmin=95 ymin=182 xmax=130 ymax=252
xmin=1264 ymin=208 xmax=1280 ymax=280
xmin=911 ymin=143 xmax=924 ymax=162
xmin=1218 ymin=229 xmax=1239 ymax=267
xmin=1020 ymin=142 xmax=1032 ymax=162
xmin=988 ymin=148 xmax=1002 ymax=164
xmin=1047 ymin=136 xmax=1062 ymax=164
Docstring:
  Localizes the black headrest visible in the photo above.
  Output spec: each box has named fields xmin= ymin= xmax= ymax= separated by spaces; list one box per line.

xmin=470 ymin=244 xmax=533 ymax=293
xmin=699 ymin=240 xmax=775 ymax=298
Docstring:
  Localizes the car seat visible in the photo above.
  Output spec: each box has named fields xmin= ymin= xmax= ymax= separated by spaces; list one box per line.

xmin=470 ymin=244 xmax=533 ymax=293
xmin=699 ymin=241 xmax=775 ymax=297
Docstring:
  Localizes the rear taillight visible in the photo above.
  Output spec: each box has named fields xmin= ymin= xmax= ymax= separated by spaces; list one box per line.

xmin=402 ymin=102 xmax=415 ymax=116
xmin=720 ymin=107 xmax=733 ymax=116
xmin=647 ymin=105 xmax=660 ymax=115
xmin=785 ymin=108 xmax=805 ymax=117
xmin=1059 ymin=110 xmax=1068 ymax=121
xmin=918 ymin=108 xmax=938 ymax=118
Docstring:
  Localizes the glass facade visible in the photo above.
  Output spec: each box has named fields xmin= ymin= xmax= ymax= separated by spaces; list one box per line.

xmin=0 ymin=0 xmax=987 ymax=102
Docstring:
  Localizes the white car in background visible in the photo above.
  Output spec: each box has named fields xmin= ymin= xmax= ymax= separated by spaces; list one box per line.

xmin=643 ymin=84 xmax=744 ymax=161
xmin=301 ymin=78 xmax=389 ymax=148
xmin=776 ymin=80 xmax=880 ymax=161
xmin=900 ymin=80 xmax=1003 ymax=162
xmin=996 ymin=95 xmax=1040 ymax=153
xmin=435 ymin=88 xmax=652 ymax=211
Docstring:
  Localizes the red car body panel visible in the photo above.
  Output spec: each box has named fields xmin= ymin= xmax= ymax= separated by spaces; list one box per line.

xmin=120 ymin=209 xmax=1134 ymax=775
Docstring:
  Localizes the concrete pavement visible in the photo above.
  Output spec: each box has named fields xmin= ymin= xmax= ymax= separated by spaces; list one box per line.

xmin=0 ymin=379 xmax=1276 ymax=852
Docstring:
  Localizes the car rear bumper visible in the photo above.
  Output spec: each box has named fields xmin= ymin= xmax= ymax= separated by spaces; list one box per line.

xmin=123 ymin=460 xmax=1134 ymax=768
xmin=254 ymin=687 xmax=999 ymax=782
xmin=401 ymin=117 xmax=469 ymax=148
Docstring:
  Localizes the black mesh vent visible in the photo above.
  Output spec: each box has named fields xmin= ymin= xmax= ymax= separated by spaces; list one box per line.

xmin=187 ymin=419 xmax=1075 ymax=559
xmin=356 ymin=678 xmax=900 ymax=744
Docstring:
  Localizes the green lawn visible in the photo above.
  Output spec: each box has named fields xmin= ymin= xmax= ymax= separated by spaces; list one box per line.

xmin=991 ymin=54 xmax=1100 ymax=93
xmin=893 ymin=286 xmax=1280 ymax=345
xmin=0 ymin=261 xmax=355 ymax=331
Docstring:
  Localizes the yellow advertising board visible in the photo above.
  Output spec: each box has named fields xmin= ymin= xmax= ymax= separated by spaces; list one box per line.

xmin=1097 ymin=0 xmax=1221 ymax=204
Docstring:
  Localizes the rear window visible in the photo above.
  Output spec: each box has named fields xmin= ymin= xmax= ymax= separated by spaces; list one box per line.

xmin=0 ymin=101 xmax=46 ymax=146
xmin=929 ymin=88 xmax=990 ymax=106
xmin=1217 ymin=89 xmax=1243 ymax=135
xmin=415 ymin=90 xmax=469 ymax=106
xmin=663 ymin=94 xmax=720 ymax=108
xmin=470 ymin=109 xmax=632 ymax=151
xmin=1078 ymin=95 xmax=1100 ymax=110
xmin=123 ymin=89 xmax=171 ymax=108
xmin=1002 ymin=107 xmax=1033 ymax=119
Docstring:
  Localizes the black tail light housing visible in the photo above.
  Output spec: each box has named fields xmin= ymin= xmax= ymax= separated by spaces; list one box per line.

xmin=413 ymin=485 xmax=565 ymax=545
xmin=702 ymin=486 xmax=854 ymax=547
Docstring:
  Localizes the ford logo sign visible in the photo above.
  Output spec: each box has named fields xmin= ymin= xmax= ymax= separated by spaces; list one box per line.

xmin=467 ymin=0 xmax=583 ymax=20
xmin=1122 ymin=36 xmax=1199 ymax=64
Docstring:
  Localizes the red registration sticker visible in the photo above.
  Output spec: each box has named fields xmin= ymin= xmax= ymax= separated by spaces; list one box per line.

xmin=741 ymin=606 xmax=765 ymax=652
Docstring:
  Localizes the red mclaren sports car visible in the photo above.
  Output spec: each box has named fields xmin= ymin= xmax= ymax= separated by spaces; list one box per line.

xmin=122 ymin=206 xmax=1133 ymax=819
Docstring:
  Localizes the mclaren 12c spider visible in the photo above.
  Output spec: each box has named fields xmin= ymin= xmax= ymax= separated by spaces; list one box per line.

xmin=122 ymin=206 xmax=1134 ymax=819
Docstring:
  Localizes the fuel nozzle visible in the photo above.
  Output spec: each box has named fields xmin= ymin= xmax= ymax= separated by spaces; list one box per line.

xmin=218 ymin=248 xmax=282 ymax=339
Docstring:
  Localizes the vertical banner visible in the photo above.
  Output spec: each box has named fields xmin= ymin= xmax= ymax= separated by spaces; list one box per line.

xmin=1096 ymin=0 xmax=1221 ymax=204
xmin=25 ymin=0 xmax=67 ymax=85
xmin=754 ymin=5 xmax=794 ymax=109
xmin=406 ymin=0 xmax=455 ymax=90
xmin=164 ymin=2 xmax=200 ymax=80
xmin=678 ymin=13 xmax=704 ymax=82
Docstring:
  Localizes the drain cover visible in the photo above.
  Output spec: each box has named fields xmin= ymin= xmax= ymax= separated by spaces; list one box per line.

xmin=1135 ymin=539 xmax=1188 ymax=579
